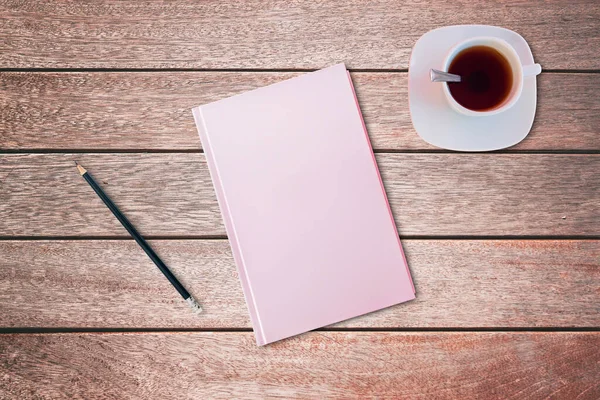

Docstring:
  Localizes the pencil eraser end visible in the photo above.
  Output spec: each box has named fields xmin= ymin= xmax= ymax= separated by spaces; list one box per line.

xmin=185 ymin=296 xmax=203 ymax=314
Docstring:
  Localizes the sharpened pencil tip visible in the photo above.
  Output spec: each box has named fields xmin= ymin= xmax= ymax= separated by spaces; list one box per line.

xmin=75 ymin=162 xmax=87 ymax=176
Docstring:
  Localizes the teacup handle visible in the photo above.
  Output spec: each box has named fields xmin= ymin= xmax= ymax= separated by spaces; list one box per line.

xmin=523 ymin=63 xmax=542 ymax=77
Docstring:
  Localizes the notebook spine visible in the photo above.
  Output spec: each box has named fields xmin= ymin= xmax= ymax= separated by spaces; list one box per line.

xmin=346 ymin=72 xmax=416 ymax=294
xmin=192 ymin=107 xmax=266 ymax=345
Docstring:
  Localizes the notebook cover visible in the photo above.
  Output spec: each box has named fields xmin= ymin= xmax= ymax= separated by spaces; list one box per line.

xmin=192 ymin=63 xmax=415 ymax=345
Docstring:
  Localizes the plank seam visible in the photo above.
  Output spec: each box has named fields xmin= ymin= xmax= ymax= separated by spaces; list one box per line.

xmin=0 ymin=327 xmax=598 ymax=334
xmin=0 ymin=236 xmax=598 ymax=241
xmin=1 ymin=150 xmax=599 ymax=154
xmin=0 ymin=68 xmax=598 ymax=73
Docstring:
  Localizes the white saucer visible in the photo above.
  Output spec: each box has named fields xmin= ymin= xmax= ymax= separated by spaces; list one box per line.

xmin=408 ymin=25 xmax=539 ymax=151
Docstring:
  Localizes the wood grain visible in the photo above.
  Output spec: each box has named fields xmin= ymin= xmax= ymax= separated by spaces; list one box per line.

xmin=1 ymin=1 xmax=597 ymax=396
xmin=0 ymin=153 xmax=598 ymax=237
xmin=1 ymin=240 xmax=598 ymax=329
xmin=1 ymin=0 xmax=599 ymax=69
xmin=1 ymin=72 xmax=599 ymax=151
xmin=1 ymin=332 xmax=599 ymax=399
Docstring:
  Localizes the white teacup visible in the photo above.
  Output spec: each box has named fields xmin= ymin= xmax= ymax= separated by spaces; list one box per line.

xmin=442 ymin=37 xmax=541 ymax=116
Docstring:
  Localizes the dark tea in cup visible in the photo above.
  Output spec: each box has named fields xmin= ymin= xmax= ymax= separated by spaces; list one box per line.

xmin=447 ymin=46 xmax=513 ymax=111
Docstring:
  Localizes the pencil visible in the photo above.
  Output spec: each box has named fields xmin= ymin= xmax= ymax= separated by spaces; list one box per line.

xmin=75 ymin=162 xmax=202 ymax=314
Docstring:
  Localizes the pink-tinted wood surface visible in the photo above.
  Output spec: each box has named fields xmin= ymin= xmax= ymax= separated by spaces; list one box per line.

xmin=1 ymin=332 xmax=599 ymax=399
xmin=1 ymin=1 xmax=599 ymax=398
xmin=0 ymin=72 xmax=598 ymax=151
xmin=1 ymin=240 xmax=598 ymax=329
xmin=1 ymin=0 xmax=599 ymax=69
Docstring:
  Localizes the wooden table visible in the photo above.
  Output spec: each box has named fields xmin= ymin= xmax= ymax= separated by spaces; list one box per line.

xmin=1 ymin=1 xmax=599 ymax=398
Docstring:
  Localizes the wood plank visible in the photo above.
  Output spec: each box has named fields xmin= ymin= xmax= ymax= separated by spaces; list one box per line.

xmin=1 ymin=1 xmax=599 ymax=69
xmin=1 ymin=72 xmax=598 ymax=151
xmin=1 ymin=240 xmax=598 ymax=329
xmin=1 ymin=332 xmax=598 ymax=399
xmin=0 ymin=154 xmax=598 ymax=237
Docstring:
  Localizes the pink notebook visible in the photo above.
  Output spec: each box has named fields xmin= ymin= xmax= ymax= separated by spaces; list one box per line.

xmin=192 ymin=63 xmax=415 ymax=345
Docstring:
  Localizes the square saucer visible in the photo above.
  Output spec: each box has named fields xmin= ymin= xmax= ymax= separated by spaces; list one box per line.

xmin=409 ymin=25 xmax=539 ymax=151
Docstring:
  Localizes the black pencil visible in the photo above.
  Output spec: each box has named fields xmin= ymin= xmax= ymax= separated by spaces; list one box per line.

xmin=75 ymin=162 xmax=202 ymax=314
